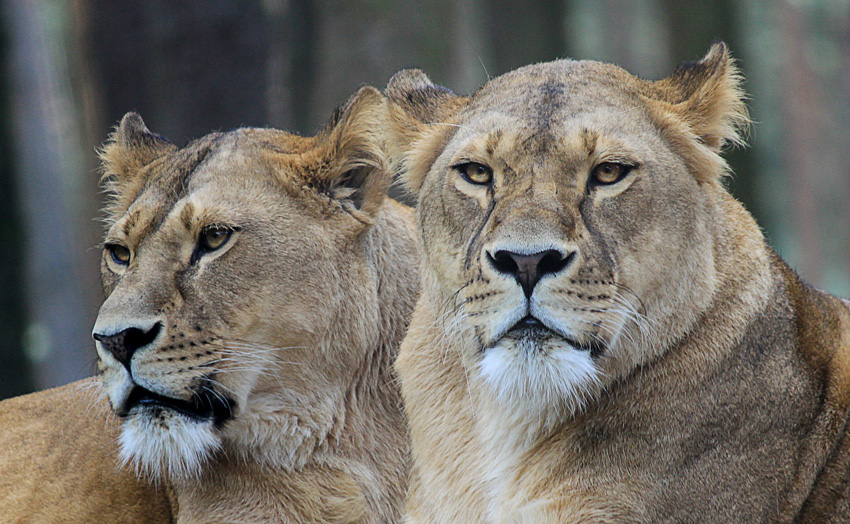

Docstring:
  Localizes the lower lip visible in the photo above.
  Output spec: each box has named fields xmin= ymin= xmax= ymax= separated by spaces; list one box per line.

xmin=504 ymin=319 xmax=599 ymax=354
xmin=125 ymin=387 xmax=214 ymax=422
xmin=507 ymin=317 xmax=549 ymax=336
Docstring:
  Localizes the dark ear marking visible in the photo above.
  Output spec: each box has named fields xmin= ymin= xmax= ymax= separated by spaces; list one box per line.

xmin=386 ymin=69 xmax=461 ymax=125
xmin=114 ymin=112 xmax=173 ymax=156
xmin=99 ymin=112 xmax=176 ymax=184
xmin=315 ymin=86 xmax=390 ymax=223
xmin=98 ymin=112 xmax=177 ymax=221
xmin=383 ymin=70 xmax=470 ymax=197
xmin=654 ymin=42 xmax=749 ymax=150
xmin=661 ymin=41 xmax=732 ymax=104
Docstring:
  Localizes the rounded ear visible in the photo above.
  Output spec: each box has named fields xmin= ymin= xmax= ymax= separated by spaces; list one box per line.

xmin=99 ymin=112 xmax=176 ymax=195
xmin=657 ymin=42 xmax=749 ymax=150
xmin=383 ymin=70 xmax=469 ymax=197
xmin=313 ymin=86 xmax=390 ymax=225
xmin=647 ymin=42 xmax=750 ymax=182
xmin=98 ymin=113 xmax=176 ymax=221
xmin=385 ymin=69 xmax=464 ymax=126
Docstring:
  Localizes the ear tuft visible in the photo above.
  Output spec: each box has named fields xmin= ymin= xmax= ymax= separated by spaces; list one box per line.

xmin=647 ymin=42 xmax=750 ymax=182
xmin=315 ymin=86 xmax=390 ymax=224
xmin=99 ymin=113 xmax=176 ymax=220
xmin=657 ymin=42 xmax=750 ymax=151
xmin=383 ymin=70 xmax=468 ymax=197
xmin=99 ymin=112 xmax=175 ymax=186
xmin=386 ymin=69 xmax=461 ymax=125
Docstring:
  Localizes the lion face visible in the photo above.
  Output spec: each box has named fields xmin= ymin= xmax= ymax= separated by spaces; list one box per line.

xmin=93 ymin=89 xmax=393 ymax=479
xmin=386 ymin=44 xmax=747 ymax=422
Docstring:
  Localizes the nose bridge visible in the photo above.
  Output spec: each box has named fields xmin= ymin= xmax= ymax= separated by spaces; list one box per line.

xmin=95 ymin=251 xmax=178 ymax=332
xmin=489 ymin=194 xmax=579 ymax=250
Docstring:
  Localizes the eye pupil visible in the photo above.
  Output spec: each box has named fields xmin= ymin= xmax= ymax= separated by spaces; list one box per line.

xmin=592 ymin=162 xmax=631 ymax=185
xmin=201 ymin=227 xmax=232 ymax=251
xmin=454 ymin=162 xmax=493 ymax=185
xmin=107 ymin=244 xmax=131 ymax=265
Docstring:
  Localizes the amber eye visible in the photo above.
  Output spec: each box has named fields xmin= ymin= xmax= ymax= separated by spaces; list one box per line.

xmin=453 ymin=162 xmax=493 ymax=185
xmin=591 ymin=162 xmax=632 ymax=186
xmin=191 ymin=225 xmax=238 ymax=264
xmin=106 ymin=244 xmax=131 ymax=266
xmin=199 ymin=226 xmax=232 ymax=252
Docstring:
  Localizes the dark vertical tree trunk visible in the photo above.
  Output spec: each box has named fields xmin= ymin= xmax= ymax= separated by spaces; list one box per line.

xmin=263 ymin=0 xmax=318 ymax=133
xmin=837 ymin=5 xmax=850 ymax=296
xmin=779 ymin=2 xmax=823 ymax=283
xmin=4 ymin=0 xmax=96 ymax=391
xmin=0 ymin=5 xmax=34 ymax=399
xmin=280 ymin=0 xmax=319 ymax=134
xmin=310 ymin=0 xmax=413 ymax=133
xmin=84 ymin=0 xmax=273 ymax=142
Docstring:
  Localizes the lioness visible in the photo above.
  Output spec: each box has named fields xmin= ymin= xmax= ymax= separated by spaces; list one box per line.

xmin=383 ymin=43 xmax=850 ymax=523
xmin=0 ymin=87 xmax=419 ymax=523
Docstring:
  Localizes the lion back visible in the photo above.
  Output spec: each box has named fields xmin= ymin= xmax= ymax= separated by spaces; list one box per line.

xmin=0 ymin=379 xmax=173 ymax=523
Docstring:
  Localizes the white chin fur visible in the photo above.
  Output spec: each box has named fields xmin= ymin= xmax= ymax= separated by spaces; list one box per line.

xmin=478 ymin=340 xmax=601 ymax=421
xmin=119 ymin=410 xmax=221 ymax=481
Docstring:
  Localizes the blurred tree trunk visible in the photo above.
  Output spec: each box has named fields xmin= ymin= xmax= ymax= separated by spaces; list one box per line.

xmin=837 ymin=4 xmax=850 ymax=296
xmin=564 ymin=0 xmax=670 ymax=79
xmin=0 ymin=4 xmax=34 ymax=399
xmin=4 ymin=0 xmax=97 ymax=391
xmin=310 ymin=0 xmax=428 ymax=133
xmin=447 ymin=0 xmax=491 ymax=94
xmin=483 ymin=0 xmax=566 ymax=75
xmin=83 ymin=0 xmax=274 ymax=141
xmin=263 ymin=0 xmax=317 ymax=132
xmin=779 ymin=1 xmax=823 ymax=284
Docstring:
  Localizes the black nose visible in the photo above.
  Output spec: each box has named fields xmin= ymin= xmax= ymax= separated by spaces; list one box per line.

xmin=487 ymin=249 xmax=574 ymax=298
xmin=93 ymin=323 xmax=162 ymax=371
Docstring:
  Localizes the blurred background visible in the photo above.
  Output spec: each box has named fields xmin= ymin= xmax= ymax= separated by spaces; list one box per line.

xmin=0 ymin=0 xmax=848 ymax=400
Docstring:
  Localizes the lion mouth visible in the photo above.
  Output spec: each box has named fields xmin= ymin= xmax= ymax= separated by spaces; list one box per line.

xmin=123 ymin=386 xmax=236 ymax=428
xmin=506 ymin=315 xmax=605 ymax=356
xmin=507 ymin=315 xmax=551 ymax=338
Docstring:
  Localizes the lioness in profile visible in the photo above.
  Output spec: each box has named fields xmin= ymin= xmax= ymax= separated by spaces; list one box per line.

xmin=0 ymin=87 xmax=418 ymax=523
xmin=383 ymin=43 xmax=850 ymax=523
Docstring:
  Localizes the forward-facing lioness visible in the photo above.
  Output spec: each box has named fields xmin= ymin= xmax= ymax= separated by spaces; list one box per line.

xmin=383 ymin=43 xmax=850 ymax=523
xmin=0 ymin=87 xmax=419 ymax=523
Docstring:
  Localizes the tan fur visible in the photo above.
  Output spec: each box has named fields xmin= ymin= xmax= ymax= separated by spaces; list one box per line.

xmin=384 ymin=43 xmax=850 ymax=523
xmin=0 ymin=379 xmax=174 ymax=523
xmin=0 ymin=87 xmax=420 ymax=523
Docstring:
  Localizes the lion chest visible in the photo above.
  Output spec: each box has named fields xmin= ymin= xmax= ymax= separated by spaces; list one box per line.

xmin=476 ymin=429 xmax=648 ymax=524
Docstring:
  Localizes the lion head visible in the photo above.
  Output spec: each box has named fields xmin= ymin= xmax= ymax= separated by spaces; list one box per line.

xmin=385 ymin=43 xmax=748 ymax=426
xmin=92 ymin=87 xmax=417 ymax=487
xmin=384 ymin=43 xmax=850 ymax=524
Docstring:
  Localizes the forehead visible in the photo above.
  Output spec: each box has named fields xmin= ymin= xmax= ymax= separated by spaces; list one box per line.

xmin=112 ymin=131 xmax=304 ymax=236
xmin=455 ymin=60 xmax=653 ymax=149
